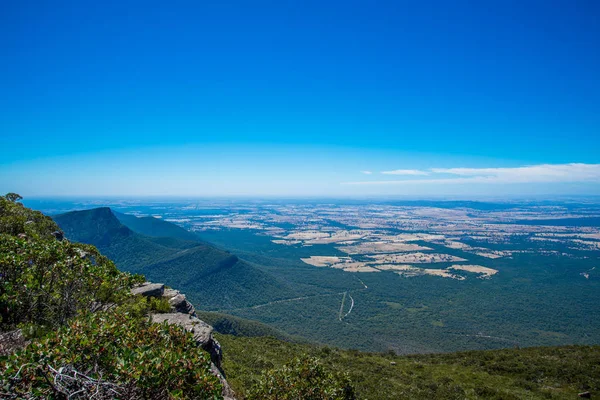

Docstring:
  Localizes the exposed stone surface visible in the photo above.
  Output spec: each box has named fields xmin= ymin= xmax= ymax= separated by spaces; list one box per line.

xmin=131 ymin=283 xmax=164 ymax=298
xmin=211 ymin=362 xmax=236 ymax=400
xmin=51 ymin=230 xmax=64 ymax=241
xmin=151 ymin=313 xmax=213 ymax=345
xmin=133 ymin=282 xmax=235 ymax=399
xmin=170 ymin=294 xmax=196 ymax=315
xmin=75 ymin=248 xmax=90 ymax=258
xmin=162 ymin=288 xmax=180 ymax=298
xmin=160 ymin=288 xmax=196 ymax=315
xmin=151 ymin=313 xmax=226 ymax=384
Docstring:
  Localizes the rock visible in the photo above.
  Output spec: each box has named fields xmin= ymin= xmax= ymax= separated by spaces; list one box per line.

xmin=144 ymin=282 xmax=233 ymax=398
xmin=151 ymin=313 xmax=212 ymax=346
xmin=160 ymin=289 xmax=196 ymax=315
xmin=211 ymin=362 xmax=236 ymax=400
xmin=162 ymin=288 xmax=180 ymax=299
xmin=51 ymin=231 xmax=64 ymax=241
xmin=151 ymin=313 xmax=223 ymax=370
xmin=579 ymin=392 xmax=591 ymax=399
xmin=169 ymin=294 xmax=196 ymax=315
xmin=131 ymin=283 xmax=164 ymax=298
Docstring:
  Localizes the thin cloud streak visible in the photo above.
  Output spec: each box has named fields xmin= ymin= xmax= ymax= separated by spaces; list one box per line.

xmin=345 ymin=163 xmax=600 ymax=185
xmin=361 ymin=170 xmax=373 ymax=175
xmin=381 ymin=169 xmax=429 ymax=175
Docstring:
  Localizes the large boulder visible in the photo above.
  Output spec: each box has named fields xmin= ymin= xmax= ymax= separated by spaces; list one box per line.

xmin=162 ymin=288 xmax=180 ymax=298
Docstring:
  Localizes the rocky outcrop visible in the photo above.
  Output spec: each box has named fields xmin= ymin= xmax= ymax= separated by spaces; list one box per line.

xmin=131 ymin=282 xmax=165 ymax=298
xmin=151 ymin=313 xmax=212 ymax=346
xmin=131 ymin=282 xmax=235 ymax=399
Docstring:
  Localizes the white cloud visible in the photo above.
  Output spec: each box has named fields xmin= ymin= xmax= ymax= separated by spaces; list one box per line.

xmin=345 ymin=163 xmax=600 ymax=185
xmin=381 ymin=169 xmax=429 ymax=176
xmin=361 ymin=170 xmax=373 ymax=175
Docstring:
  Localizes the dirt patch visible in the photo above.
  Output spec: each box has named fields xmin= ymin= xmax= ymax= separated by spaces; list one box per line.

xmin=337 ymin=241 xmax=431 ymax=255
xmin=449 ymin=264 xmax=498 ymax=278
xmin=369 ymin=252 xmax=467 ymax=264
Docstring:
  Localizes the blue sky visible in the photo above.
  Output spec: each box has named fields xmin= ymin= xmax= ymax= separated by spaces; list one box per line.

xmin=1 ymin=0 xmax=599 ymax=197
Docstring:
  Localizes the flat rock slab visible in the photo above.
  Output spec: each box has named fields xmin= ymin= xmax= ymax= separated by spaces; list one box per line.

xmin=151 ymin=313 xmax=212 ymax=345
xmin=131 ymin=283 xmax=164 ymax=298
xmin=162 ymin=288 xmax=180 ymax=299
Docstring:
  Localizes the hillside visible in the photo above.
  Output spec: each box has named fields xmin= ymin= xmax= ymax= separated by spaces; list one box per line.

xmin=196 ymin=311 xmax=305 ymax=343
xmin=0 ymin=194 xmax=225 ymax=398
xmin=3 ymin=194 xmax=600 ymax=399
xmin=53 ymin=208 xmax=294 ymax=310
xmin=218 ymin=334 xmax=600 ymax=399
xmin=114 ymin=210 xmax=200 ymax=241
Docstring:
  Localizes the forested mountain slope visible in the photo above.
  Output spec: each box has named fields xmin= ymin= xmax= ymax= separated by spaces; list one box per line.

xmin=53 ymin=208 xmax=294 ymax=309
xmin=114 ymin=210 xmax=200 ymax=241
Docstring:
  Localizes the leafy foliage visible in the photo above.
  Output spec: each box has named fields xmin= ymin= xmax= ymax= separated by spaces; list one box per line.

xmin=0 ymin=194 xmax=58 ymax=239
xmin=0 ymin=235 xmax=140 ymax=332
xmin=0 ymin=195 xmax=224 ymax=398
xmin=217 ymin=334 xmax=600 ymax=400
xmin=247 ymin=355 xmax=355 ymax=400
xmin=1 ymin=311 xmax=222 ymax=399
xmin=0 ymin=195 xmax=142 ymax=332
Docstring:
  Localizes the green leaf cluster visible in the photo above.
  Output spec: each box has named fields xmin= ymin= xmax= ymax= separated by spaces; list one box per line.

xmin=0 ymin=194 xmax=143 ymax=332
xmin=247 ymin=355 xmax=355 ymax=400
xmin=1 ymin=311 xmax=222 ymax=398
xmin=218 ymin=333 xmax=600 ymax=399
xmin=0 ymin=195 xmax=224 ymax=398
xmin=0 ymin=194 xmax=58 ymax=240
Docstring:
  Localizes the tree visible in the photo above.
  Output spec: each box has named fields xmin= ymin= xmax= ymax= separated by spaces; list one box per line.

xmin=4 ymin=193 xmax=22 ymax=202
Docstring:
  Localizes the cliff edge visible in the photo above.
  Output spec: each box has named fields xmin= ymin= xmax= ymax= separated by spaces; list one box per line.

xmin=131 ymin=282 xmax=236 ymax=400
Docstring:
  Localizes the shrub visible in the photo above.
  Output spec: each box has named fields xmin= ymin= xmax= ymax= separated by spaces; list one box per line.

xmin=0 ymin=193 xmax=144 ymax=333
xmin=1 ymin=311 xmax=222 ymax=399
xmin=247 ymin=355 xmax=355 ymax=400
xmin=0 ymin=194 xmax=58 ymax=239
xmin=0 ymin=234 xmax=142 ymax=332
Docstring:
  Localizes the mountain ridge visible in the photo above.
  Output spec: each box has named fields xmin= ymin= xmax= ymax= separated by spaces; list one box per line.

xmin=52 ymin=207 xmax=295 ymax=310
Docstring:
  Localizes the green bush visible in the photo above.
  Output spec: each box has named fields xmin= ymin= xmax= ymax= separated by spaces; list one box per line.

xmin=1 ymin=311 xmax=223 ymax=399
xmin=0 ymin=194 xmax=58 ymax=240
xmin=0 ymin=234 xmax=142 ymax=332
xmin=0 ymin=193 xmax=144 ymax=333
xmin=0 ymin=195 xmax=223 ymax=398
xmin=247 ymin=355 xmax=355 ymax=400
